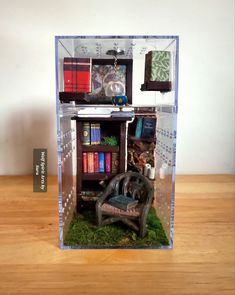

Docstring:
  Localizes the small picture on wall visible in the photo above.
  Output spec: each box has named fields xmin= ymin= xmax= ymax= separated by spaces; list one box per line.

xmin=89 ymin=64 xmax=126 ymax=101
xmin=86 ymin=59 xmax=132 ymax=104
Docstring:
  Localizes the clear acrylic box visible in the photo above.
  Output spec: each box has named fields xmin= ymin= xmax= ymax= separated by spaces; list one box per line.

xmin=55 ymin=36 xmax=179 ymax=249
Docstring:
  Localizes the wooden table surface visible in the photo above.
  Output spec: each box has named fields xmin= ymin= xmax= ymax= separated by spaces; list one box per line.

xmin=0 ymin=175 xmax=234 ymax=295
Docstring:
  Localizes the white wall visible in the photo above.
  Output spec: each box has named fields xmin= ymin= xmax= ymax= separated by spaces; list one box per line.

xmin=0 ymin=0 xmax=234 ymax=175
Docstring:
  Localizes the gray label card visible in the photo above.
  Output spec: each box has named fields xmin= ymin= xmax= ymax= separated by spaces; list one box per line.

xmin=33 ymin=149 xmax=47 ymax=192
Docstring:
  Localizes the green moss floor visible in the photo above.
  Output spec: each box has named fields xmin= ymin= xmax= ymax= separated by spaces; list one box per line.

xmin=64 ymin=207 xmax=169 ymax=248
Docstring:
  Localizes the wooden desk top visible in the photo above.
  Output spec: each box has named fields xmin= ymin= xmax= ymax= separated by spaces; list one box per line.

xmin=0 ymin=175 xmax=234 ymax=295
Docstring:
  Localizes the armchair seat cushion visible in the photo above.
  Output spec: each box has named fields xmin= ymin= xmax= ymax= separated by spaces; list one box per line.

xmin=101 ymin=203 xmax=143 ymax=218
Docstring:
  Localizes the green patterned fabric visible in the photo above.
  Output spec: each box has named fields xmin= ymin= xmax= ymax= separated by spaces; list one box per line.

xmin=145 ymin=51 xmax=171 ymax=82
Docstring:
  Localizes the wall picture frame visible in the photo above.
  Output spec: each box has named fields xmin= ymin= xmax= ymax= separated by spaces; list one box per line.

xmin=87 ymin=59 xmax=133 ymax=104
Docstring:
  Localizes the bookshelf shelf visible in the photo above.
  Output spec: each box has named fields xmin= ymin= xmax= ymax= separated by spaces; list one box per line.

xmin=129 ymin=136 xmax=156 ymax=143
xmin=59 ymin=92 xmax=87 ymax=103
xmin=82 ymin=173 xmax=117 ymax=181
xmin=82 ymin=145 xmax=119 ymax=152
xmin=72 ymin=116 xmax=132 ymax=122
xmin=59 ymin=92 xmax=116 ymax=104
xmin=140 ymin=81 xmax=172 ymax=92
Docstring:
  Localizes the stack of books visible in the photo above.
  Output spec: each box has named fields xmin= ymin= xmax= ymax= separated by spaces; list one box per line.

xmin=83 ymin=152 xmax=119 ymax=174
xmin=82 ymin=122 xmax=101 ymax=145
xmin=63 ymin=57 xmax=92 ymax=93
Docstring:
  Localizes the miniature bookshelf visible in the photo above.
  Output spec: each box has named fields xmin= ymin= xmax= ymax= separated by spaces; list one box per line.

xmin=72 ymin=116 xmax=132 ymax=209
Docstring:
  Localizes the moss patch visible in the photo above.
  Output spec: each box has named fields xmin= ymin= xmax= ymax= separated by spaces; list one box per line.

xmin=64 ymin=207 xmax=169 ymax=247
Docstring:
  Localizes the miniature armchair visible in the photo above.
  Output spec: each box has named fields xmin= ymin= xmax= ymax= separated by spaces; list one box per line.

xmin=96 ymin=172 xmax=153 ymax=238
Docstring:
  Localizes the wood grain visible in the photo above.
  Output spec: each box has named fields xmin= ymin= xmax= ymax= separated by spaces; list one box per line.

xmin=0 ymin=175 xmax=234 ymax=295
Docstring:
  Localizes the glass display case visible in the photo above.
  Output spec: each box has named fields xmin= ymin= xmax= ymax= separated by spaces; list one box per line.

xmin=55 ymin=35 xmax=179 ymax=249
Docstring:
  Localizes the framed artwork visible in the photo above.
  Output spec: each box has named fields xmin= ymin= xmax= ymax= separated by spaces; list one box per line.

xmin=87 ymin=59 xmax=132 ymax=104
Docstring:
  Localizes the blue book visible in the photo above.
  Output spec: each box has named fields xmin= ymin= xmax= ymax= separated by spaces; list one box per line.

xmin=90 ymin=123 xmax=96 ymax=145
xmin=99 ymin=152 xmax=105 ymax=172
xmin=95 ymin=123 xmax=101 ymax=144
xmin=141 ymin=117 xmax=156 ymax=139
xmin=135 ymin=117 xmax=143 ymax=138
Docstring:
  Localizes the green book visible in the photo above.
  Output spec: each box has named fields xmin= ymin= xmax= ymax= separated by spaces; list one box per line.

xmin=108 ymin=195 xmax=138 ymax=211
xmin=82 ymin=122 xmax=90 ymax=145
xmin=111 ymin=152 xmax=119 ymax=173
xmin=144 ymin=50 xmax=171 ymax=82
xmin=135 ymin=117 xmax=143 ymax=138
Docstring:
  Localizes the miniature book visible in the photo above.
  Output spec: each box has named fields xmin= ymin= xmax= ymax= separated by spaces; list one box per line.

xmin=98 ymin=152 xmax=105 ymax=173
xmin=135 ymin=117 xmax=143 ymax=138
xmin=141 ymin=117 xmax=156 ymax=138
xmin=108 ymin=195 xmax=138 ymax=211
xmin=82 ymin=122 xmax=90 ymax=145
xmin=144 ymin=51 xmax=171 ymax=82
xmin=63 ymin=57 xmax=91 ymax=92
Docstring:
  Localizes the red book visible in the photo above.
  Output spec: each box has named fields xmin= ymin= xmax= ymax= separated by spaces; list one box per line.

xmin=105 ymin=152 xmax=111 ymax=173
xmin=82 ymin=152 xmax=88 ymax=173
xmin=63 ymin=58 xmax=91 ymax=93
xmin=94 ymin=152 xmax=99 ymax=173
xmin=87 ymin=152 xmax=94 ymax=173
xmin=63 ymin=57 xmax=76 ymax=92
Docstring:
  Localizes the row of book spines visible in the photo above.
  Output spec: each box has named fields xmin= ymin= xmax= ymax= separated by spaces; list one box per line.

xmin=82 ymin=152 xmax=119 ymax=173
xmin=82 ymin=123 xmax=101 ymax=145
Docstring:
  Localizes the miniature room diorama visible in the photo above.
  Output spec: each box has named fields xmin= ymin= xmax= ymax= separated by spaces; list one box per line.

xmin=55 ymin=36 xmax=178 ymax=248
